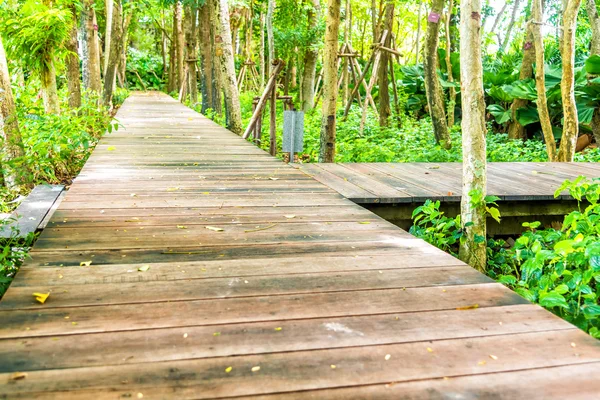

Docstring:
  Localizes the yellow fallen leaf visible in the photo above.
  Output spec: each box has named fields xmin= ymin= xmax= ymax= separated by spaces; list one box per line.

xmin=489 ymin=354 xmax=498 ymax=360
xmin=251 ymin=366 xmax=260 ymax=372
xmin=213 ymin=332 xmax=221 ymax=336
xmin=330 ymin=364 xmax=336 ymax=369
xmin=9 ymin=372 xmax=27 ymax=380
xmin=385 ymin=354 xmax=391 ymax=361
xmin=456 ymin=304 xmax=479 ymax=310
xmin=284 ymin=215 xmax=296 ymax=219
xmin=166 ymin=187 xmax=180 ymax=192
xmin=225 ymin=366 xmax=232 ymax=373
xmin=107 ymin=146 xmax=116 ymax=151
xmin=80 ymin=261 xmax=92 ymax=267
xmin=33 ymin=292 xmax=50 ymax=304
xmin=138 ymin=265 xmax=150 ymax=272
xmin=274 ymin=327 xmax=282 ymax=331
xmin=202 ymin=192 xmax=210 ymax=195
xmin=426 ymin=347 xmax=433 ymax=353
xmin=205 ymin=226 xmax=224 ymax=232
xmin=358 ymin=221 xmax=371 ymax=224
xmin=478 ymin=361 xmax=487 ymax=366
xmin=269 ymin=177 xmax=280 ymax=180
xmin=137 ymin=394 xmax=143 ymax=399
xmin=177 ymin=225 xmax=188 ymax=229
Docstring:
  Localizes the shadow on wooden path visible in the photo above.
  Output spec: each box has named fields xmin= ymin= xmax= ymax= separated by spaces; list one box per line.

xmin=1 ymin=92 xmax=600 ymax=399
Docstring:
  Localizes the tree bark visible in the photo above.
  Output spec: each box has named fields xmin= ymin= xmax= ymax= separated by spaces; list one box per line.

xmin=40 ymin=56 xmax=60 ymax=114
xmin=557 ymin=0 xmax=583 ymax=162
xmin=342 ymin=0 xmax=352 ymax=105
xmin=104 ymin=0 xmax=114 ymax=78
xmin=378 ymin=1 xmax=394 ymax=126
xmin=489 ymin=2 xmax=509 ymax=36
xmin=0 ymin=37 xmax=29 ymax=188
xmin=586 ymin=0 xmax=600 ymax=143
xmin=459 ymin=0 xmax=487 ymax=272
xmin=445 ymin=0 xmax=456 ymax=127
xmin=532 ymin=0 xmax=557 ymax=160
xmin=260 ymin=11 xmax=266 ymax=88
xmin=212 ymin=0 xmax=243 ymax=134
xmin=199 ymin=2 xmax=214 ymax=113
xmin=184 ymin=3 xmax=199 ymax=104
xmin=501 ymin=0 xmax=522 ymax=52
xmin=320 ymin=0 xmax=342 ymax=163
xmin=175 ymin=2 xmax=185 ymax=92
xmin=118 ymin=12 xmax=132 ymax=87
xmin=423 ymin=0 xmax=450 ymax=148
xmin=82 ymin=0 xmax=102 ymax=95
xmin=267 ymin=0 xmax=276 ymax=73
xmin=415 ymin=2 xmax=423 ymax=64
xmin=507 ymin=28 xmax=535 ymax=140
xmin=300 ymin=0 xmax=321 ymax=112
xmin=66 ymin=3 xmax=82 ymax=109
xmin=103 ymin=0 xmax=123 ymax=106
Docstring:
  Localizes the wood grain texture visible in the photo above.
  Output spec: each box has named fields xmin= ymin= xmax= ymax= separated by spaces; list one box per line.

xmin=2 ymin=92 xmax=599 ymax=399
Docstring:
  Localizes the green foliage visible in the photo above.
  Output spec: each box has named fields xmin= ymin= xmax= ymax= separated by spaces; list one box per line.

xmin=126 ymin=48 xmax=164 ymax=90
xmin=0 ymin=219 xmax=35 ymax=299
xmin=411 ymin=178 xmax=600 ymax=338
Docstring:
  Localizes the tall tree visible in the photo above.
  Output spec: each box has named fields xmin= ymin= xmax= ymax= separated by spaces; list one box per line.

xmin=586 ymin=0 xmax=600 ymax=144
xmin=423 ymin=0 xmax=451 ymax=148
xmin=557 ymin=0 xmax=583 ymax=161
xmin=267 ymin=0 xmax=276 ymax=72
xmin=507 ymin=26 xmax=535 ymax=140
xmin=0 ymin=37 xmax=29 ymax=187
xmin=500 ymin=0 xmax=522 ymax=52
xmin=103 ymin=0 xmax=123 ymax=106
xmin=444 ymin=0 xmax=456 ymax=127
xmin=199 ymin=1 xmax=214 ymax=112
xmin=459 ymin=0 xmax=487 ymax=272
xmin=82 ymin=0 xmax=102 ymax=95
xmin=174 ymin=1 xmax=184 ymax=92
xmin=184 ymin=2 xmax=199 ymax=104
xmin=104 ymin=0 xmax=114 ymax=78
xmin=320 ymin=0 xmax=341 ymax=162
xmin=65 ymin=3 xmax=82 ymax=109
xmin=211 ymin=0 xmax=243 ymax=134
xmin=378 ymin=0 xmax=394 ymax=126
xmin=531 ymin=0 xmax=556 ymax=160
xmin=300 ymin=0 xmax=321 ymax=112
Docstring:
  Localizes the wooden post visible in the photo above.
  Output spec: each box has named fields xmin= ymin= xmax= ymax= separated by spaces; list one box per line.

xmin=269 ymin=85 xmax=277 ymax=156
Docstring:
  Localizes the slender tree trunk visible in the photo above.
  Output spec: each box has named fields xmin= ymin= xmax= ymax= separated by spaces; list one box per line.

xmin=267 ymin=0 xmax=276 ymax=73
xmin=66 ymin=4 xmax=82 ymax=109
xmin=185 ymin=3 xmax=199 ymax=104
xmin=507 ymin=28 xmax=535 ymax=139
xmin=378 ymin=1 xmax=394 ymax=126
xmin=103 ymin=0 xmax=123 ymax=106
xmin=40 ymin=56 xmax=60 ymax=114
xmin=104 ymin=0 xmax=114 ymax=78
xmin=558 ymin=0 xmax=583 ymax=161
xmin=320 ymin=0 xmax=341 ymax=163
xmin=459 ymin=0 xmax=487 ymax=272
xmin=118 ymin=12 xmax=132 ymax=87
xmin=415 ymin=2 xmax=423 ymax=64
xmin=260 ymin=11 xmax=266 ymax=88
xmin=212 ymin=0 xmax=243 ymax=134
xmin=423 ymin=0 xmax=450 ymax=148
xmin=82 ymin=0 xmax=102 ymax=94
xmin=300 ymin=0 xmax=321 ymax=112
xmin=532 ymin=0 xmax=556 ymax=160
xmin=168 ymin=39 xmax=176 ymax=92
xmin=501 ymin=0 xmax=522 ymax=52
xmin=199 ymin=2 xmax=214 ymax=113
xmin=445 ymin=0 xmax=456 ymax=127
xmin=342 ymin=0 xmax=351 ymax=105
xmin=490 ymin=2 xmax=509 ymax=36
xmin=371 ymin=0 xmax=378 ymax=43
xmin=0 ymin=37 xmax=29 ymax=188
xmin=175 ymin=2 xmax=185 ymax=92
xmin=586 ymin=0 xmax=600 ymax=143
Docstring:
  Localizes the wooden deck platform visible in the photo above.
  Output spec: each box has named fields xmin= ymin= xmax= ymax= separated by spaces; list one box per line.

xmin=295 ymin=162 xmax=600 ymax=204
xmin=2 ymin=92 xmax=600 ymax=399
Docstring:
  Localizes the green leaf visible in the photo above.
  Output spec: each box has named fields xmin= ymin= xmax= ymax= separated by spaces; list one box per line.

xmin=487 ymin=104 xmax=511 ymax=124
xmin=554 ymin=284 xmax=569 ymax=294
xmin=539 ymin=292 xmax=569 ymax=309
xmin=515 ymin=106 xmax=539 ymax=126
xmin=585 ymin=54 xmax=600 ymax=75
xmin=582 ymin=304 xmax=600 ymax=318
xmin=507 ymin=79 xmax=538 ymax=101
xmin=515 ymin=287 xmax=536 ymax=302
xmin=554 ymin=240 xmax=575 ymax=255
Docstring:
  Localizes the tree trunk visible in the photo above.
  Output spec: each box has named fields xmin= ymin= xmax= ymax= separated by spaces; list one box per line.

xmin=104 ymin=0 xmax=114 ymax=78
xmin=40 ymin=56 xmax=60 ymax=114
xmin=300 ymin=0 xmax=321 ymax=112
xmin=184 ymin=3 xmax=198 ymax=104
xmin=342 ymin=0 xmax=351 ymax=105
xmin=260 ymin=11 xmax=266 ymax=88
xmin=532 ymin=0 xmax=557 ymax=160
xmin=65 ymin=4 xmax=82 ymax=109
xmin=320 ymin=0 xmax=341 ymax=163
xmin=378 ymin=1 xmax=394 ymax=126
xmin=423 ymin=0 xmax=450 ymax=148
xmin=459 ymin=0 xmax=487 ymax=272
xmin=82 ymin=0 xmax=102 ymax=94
xmin=445 ymin=0 xmax=456 ymax=127
xmin=0 ymin=37 xmax=29 ymax=188
xmin=175 ymin=2 xmax=185 ymax=92
xmin=415 ymin=2 xmax=423 ymax=64
xmin=557 ymin=0 xmax=583 ymax=162
xmin=267 ymin=0 xmax=276 ymax=73
xmin=507 ymin=28 xmax=535 ymax=140
xmin=586 ymin=0 xmax=600 ymax=143
xmin=199 ymin=2 xmax=214 ymax=113
xmin=501 ymin=0 xmax=522 ymax=52
xmin=212 ymin=0 xmax=243 ymax=134
xmin=118 ymin=12 xmax=132 ymax=88
xmin=490 ymin=2 xmax=509 ymax=36
xmin=103 ymin=0 xmax=123 ymax=106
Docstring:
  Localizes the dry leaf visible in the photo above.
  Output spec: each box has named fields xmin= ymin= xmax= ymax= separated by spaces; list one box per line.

xmin=205 ymin=226 xmax=224 ymax=232
xmin=358 ymin=221 xmax=371 ymax=224
xmin=426 ymin=347 xmax=433 ymax=353
xmin=244 ymin=224 xmax=277 ymax=233
xmin=489 ymin=354 xmax=498 ymax=360
xmin=284 ymin=215 xmax=296 ymax=219
xmin=385 ymin=354 xmax=391 ymax=361
xmin=330 ymin=365 xmax=336 ymax=369
xmin=177 ymin=225 xmax=188 ymax=229
xmin=9 ymin=372 xmax=27 ymax=380
xmin=269 ymin=177 xmax=279 ymax=181
xmin=33 ymin=292 xmax=50 ymax=304
xmin=138 ymin=265 xmax=150 ymax=272
xmin=80 ymin=261 xmax=92 ymax=267
xmin=166 ymin=187 xmax=179 ymax=192
xmin=456 ymin=304 xmax=479 ymax=310
xmin=251 ymin=366 xmax=261 ymax=372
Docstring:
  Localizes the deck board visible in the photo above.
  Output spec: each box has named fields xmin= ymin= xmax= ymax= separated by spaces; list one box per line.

xmin=1 ymin=92 xmax=599 ymax=399
xmin=297 ymin=161 xmax=600 ymax=204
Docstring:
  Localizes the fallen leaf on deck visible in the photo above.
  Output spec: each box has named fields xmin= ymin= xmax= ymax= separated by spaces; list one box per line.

xmin=138 ymin=265 xmax=150 ymax=272
xmin=244 ymin=224 xmax=278 ymax=233
xmin=107 ymin=146 xmax=116 ymax=151
xmin=456 ymin=304 xmax=479 ymax=310
xmin=205 ymin=226 xmax=224 ymax=232
xmin=385 ymin=354 xmax=391 ymax=361
xmin=274 ymin=327 xmax=282 ymax=331
xmin=80 ymin=261 xmax=92 ymax=267
xmin=426 ymin=165 xmax=440 ymax=169
xmin=177 ymin=225 xmax=188 ymax=229
xmin=426 ymin=347 xmax=433 ymax=353
xmin=225 ymin=366 xmax=232 ymax=373
xmin=9 ymin=372 xmax=27 ymax=380
xmin=33 ymin=292 xmax=50 ymax=304
xmin=330 ymin=365 xmax=336 ymax=369
xmin=489 ymin=354 xmax=498 ymax=360
xmin=166 ymin=187 xmax=180 ymax=192
xmin=269 ymin=177 xmax=280 ymax=180
xmin=284 ymin=215 xmax=296 ymax=219
xmin=251 ymin=366 xmax=261 ymax=372
xmin=358 ymin=221 xmax=371 ymax=224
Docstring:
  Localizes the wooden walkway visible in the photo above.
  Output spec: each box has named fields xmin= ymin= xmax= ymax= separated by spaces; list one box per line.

xmin=296 ymin=162 xmax=600 ymax=204
xmin=2 ymin=92 xmax=600 ymax=399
